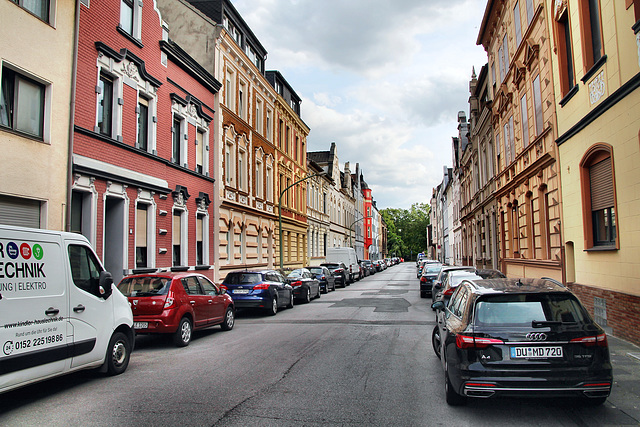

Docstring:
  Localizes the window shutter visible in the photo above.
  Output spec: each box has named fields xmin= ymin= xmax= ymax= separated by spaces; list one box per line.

xmin=0 ymin=196 xmax=40 ymax=228
xmin=173 ymin=213 xmax=181 ymax=245
xmin=136 ymin=206 xmax=147 ymax=247
xmin=590 ymin=158 xmax=614 ymax=211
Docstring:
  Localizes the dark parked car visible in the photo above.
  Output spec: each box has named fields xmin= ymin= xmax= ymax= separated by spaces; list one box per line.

xmin=284 ymin=268 xmax=321 ymax=303
xmin=358 ymin=260 xmax=370 ymax=277
xmin=432 ymin=266 xmax=476 ymax=299
xmin=117 ymin=272 xmax=235 ymax=347
xmin=419 ymin=263 xmax=443 ymax=298
xmin=360 ymin=259 xmax=375 ymax=275
xmin=222 ymin=270 xmax=293 ymax=316
xmin=432 ymin=270 xmax=483 ymax=308
xmin=431 ymin=277 xmax=612 ymax=406
xmin=321 ymin=262 xmax=349 ymax=287
xmin=306 ymin=266 xmax=336 ymax=293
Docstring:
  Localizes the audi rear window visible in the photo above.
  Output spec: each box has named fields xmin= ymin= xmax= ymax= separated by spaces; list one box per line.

xmin=117 ymin=276 xmax=171 ymax=297
xmin=474 ymin=294 xmax=588 ymax=327
xmin=224 ymin=273 xmax=262 ymax=285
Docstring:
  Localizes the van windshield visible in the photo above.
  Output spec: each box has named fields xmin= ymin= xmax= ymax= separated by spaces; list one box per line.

xmin=117 ymin=276 xmax=170 ymax=297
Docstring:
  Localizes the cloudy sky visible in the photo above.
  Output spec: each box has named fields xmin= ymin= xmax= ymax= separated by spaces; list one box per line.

xmin=230 ymin=0 xmax=489 ymax=210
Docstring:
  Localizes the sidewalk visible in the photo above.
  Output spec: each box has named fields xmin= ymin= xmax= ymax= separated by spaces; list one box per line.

xmin=607 ymin=335 xmax=640 ymax=423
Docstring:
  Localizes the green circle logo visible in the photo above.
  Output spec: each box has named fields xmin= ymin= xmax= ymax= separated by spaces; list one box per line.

xmin=32 ymin=244 xmax=44 ymax=260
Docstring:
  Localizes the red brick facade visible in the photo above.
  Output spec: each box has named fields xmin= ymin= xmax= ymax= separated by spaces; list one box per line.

xmin=72 ymin=0 xmax=220 ymax=282
xmin=569 ymin=283 xmax=640 ymax=347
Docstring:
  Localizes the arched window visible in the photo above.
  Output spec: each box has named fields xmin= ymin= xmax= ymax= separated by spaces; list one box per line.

xmin=580 ymin=144 xmax=617 ymax=249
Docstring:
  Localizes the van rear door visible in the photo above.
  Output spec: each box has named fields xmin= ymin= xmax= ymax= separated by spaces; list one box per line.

xmin=0 ymin=233 xmax=70 ymax=391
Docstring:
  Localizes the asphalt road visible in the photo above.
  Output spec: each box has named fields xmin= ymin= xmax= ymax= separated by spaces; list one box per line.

xmin=1 ymin=263 xmax=638 ymax=426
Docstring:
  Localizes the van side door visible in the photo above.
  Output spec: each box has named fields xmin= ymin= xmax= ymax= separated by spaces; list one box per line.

xmin=0 ymin=236 xmax=69 ymax=391
xmin=67 ymin=244 xmax=112 ymax=369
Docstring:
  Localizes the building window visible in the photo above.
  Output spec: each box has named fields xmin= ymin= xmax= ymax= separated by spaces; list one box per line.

xmin=1 ymin=66 xmax=45 ymax=139
xmin=120 ymin=0 xmax=134 ymax=35
xmin=196 ymin=129 xmax=204 ymax=174
xmin=238 ymin=149 xmax=245 ymax=191
xmin=137 ymin=96 xmax=149 ymax=151
xmin=579 ymin=0 xmax=604 ymax=71
xmin=12 ymin=0 xmax=50 ymax=22
xmin=266 ymin=165 xmax=272 ymax=202
xmin=136 ymin=204 xmax=148 ymax=268
xmin=97 ymin=73 xmax=114 ymax=137
xmin=520 ymin=93 xmax=529 ymax=148
xmin=256 ymin=160 xmax=263 ymax=199
xmin=196 ymin=214 xmax=204 ymax=265
xmin=256 ymin=98 xmax=263 ymax=133
xmin=278 ymin=119 xmax=284 ymax=149
xmin=266 ymin=109 xmax=272 ymax=141
xmin=555 ymin=7 xmax=575 ymax=96
xmin=172 ymin=116 xmax=183 ymax=165
xmin=238 ymin=81 xmax=246 ymax=119
xmin=540 ymin=188 xmax=551 ymax=259
xmin=225 ymin=141 xmax=235 ymax=186
xmin=511 ymin=204 xmax=520 ymax=257
xmin=514 ymin=1 xmax=522 ymax=46
xmin=285 ymin=126 xmax=290 ymax=154
xmin=173 ymin=211 xmax=182 ymax=266
xmin=225 ymin=69 xmax=235 ymax=109
xmin=532 ymin=75 xmax=543 ymax=136
xmin=525 ymin=0 xmax=534 ymax=26
xmin=580 ymin=145 xmax=617 ymax=249
xmin=225 ymin=229 xmax=231 ymax=262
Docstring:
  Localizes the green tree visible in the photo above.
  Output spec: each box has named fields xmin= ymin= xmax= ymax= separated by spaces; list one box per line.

xmin=381 ymin=203 xmax=430 ymax=261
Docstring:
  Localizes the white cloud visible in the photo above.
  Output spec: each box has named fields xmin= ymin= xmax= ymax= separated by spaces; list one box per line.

xmin=230 ymin=0 xmax=488 ymax=209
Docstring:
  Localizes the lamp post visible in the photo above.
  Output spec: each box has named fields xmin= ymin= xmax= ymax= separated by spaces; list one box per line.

xmin=279 ymin=172 xmax=326 ymax=269
xmin=348 ymin=215 xmax=372 ymax=248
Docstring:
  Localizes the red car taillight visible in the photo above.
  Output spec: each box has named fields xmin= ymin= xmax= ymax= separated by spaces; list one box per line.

xmin=420 ymin=276 xmax=427 ymax=283
xmin=570 ymin=334 xmax=608 ymax=347
xmin=443 ymin=287 xmax=455 ymax=296
xmin=164 ymin=291 xmax=175 ymax=309
xmin=291 ymin=280 xmax=303 ymax=287
xmin=456 ymin=335 xmax=504 ymax=349
xmin=220 ymin=284 xmax=228 ymax=291
xmin=334 ymin=268 xmax=344 ymax=274
xmin=253 ymin=283 xmax=269 ymax=290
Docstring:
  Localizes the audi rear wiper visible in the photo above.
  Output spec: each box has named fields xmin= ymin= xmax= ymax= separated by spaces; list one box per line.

xmin=532 ymin=320 xmax=577 ymax=328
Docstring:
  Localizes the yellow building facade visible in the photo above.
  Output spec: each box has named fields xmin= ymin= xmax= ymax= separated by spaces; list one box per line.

xmin=1 ymin=0 xmax=76 ymax=230
xmin=547 ymin=0 xmax=640 ymax=344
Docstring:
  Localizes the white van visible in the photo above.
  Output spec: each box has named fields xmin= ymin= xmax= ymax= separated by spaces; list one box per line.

xmin=326 ymin=247 xmax=359 ymax=283
xmin=0 ymin=225 xmax=134 ymax=393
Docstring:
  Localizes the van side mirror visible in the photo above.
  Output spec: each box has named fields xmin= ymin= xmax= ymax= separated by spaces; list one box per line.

xmin=98 ymin=271 xmax=113 ymax=299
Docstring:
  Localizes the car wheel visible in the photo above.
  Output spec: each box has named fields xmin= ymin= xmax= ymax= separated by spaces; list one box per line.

xmin=267 ymin=297 xmax=278 ymax=316
xmin=286 ymin=292 xmax=294 ymax=308
xmin=445 ymin=359 xmax=466 ymax=406
xmin=173 ymin=317 xmax=192 ymax=347
xmin=221 ymin=307 xmax=235 ymax=331
xmin=105 ymin=331 xmax=131 ymax=375
xmin=304 ymin=287 xmax=311 ymax=303
xmin=432 ymin=326 xmax=441 ymax=359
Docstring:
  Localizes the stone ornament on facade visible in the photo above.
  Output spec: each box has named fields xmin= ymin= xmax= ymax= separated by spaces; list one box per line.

xmin=122 ymin=61 xmax=140 ymax=82
xmin=226 ymin=190 xmax=236 ymax=201
xmin=589 ymin=70 xmax=606 ymax=105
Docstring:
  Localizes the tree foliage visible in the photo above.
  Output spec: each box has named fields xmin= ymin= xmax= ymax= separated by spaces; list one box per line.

xmin=381 ymin=203 xmax=430 ymax=261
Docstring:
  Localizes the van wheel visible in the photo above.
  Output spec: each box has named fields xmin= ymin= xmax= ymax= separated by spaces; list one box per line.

xmin=106 ymin=332 xmax=131 ymax=375
xmin=174 ymin=317 xmax=192 ymax=347
xmin=221 ymin=307 xmax=235 ymax=331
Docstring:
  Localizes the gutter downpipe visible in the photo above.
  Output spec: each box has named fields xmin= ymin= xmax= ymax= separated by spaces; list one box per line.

xmin=66 ymin=0 xmax=81 ymax=232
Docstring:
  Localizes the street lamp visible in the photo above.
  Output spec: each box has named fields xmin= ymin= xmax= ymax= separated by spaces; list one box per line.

xmin=279 ymin=172 xmax=326 ymax=269
xmin=348 ymin=215 xmax=372 ymax=248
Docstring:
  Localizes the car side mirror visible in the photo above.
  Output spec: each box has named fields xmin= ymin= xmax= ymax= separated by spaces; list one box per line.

xmin=98 ymin=271 xmax=113 ymax=299
xmin=431 ymin=301 xmax=445 ymax=311
xmin=433 ymin=282 xmax=442 ymax=290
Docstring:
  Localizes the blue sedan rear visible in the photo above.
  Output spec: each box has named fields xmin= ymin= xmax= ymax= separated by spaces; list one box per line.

xmin=221 ymin=270 xmax=293 ymax=316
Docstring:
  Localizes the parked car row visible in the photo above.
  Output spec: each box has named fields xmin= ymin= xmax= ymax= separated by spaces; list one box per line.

xmin=425 ymin=269 xmax=613 ymax=407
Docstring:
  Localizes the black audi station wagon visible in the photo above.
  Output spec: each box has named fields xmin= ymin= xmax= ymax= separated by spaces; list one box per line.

xmin=431 ymin=278 xmax=612 ymax=406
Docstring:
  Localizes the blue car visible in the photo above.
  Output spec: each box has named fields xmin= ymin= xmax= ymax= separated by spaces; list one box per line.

xmin=221 ymin=270 xmax=293 ymax=315
xmin=305 ymin=266 xmax=336 ymax=293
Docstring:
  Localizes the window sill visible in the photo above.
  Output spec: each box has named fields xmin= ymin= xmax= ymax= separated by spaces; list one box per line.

xmin=170 ymin=266 xmax=189 ymax=272
xmin=632 ymin=19 xmax=640 ymax=35
xmin=559 ymin=84 xmax=579 ymax=107
xmin=116 ymin=26 xmax=144 ymax=49
xmin=581 ymin=55 xmax=607 ymax=84
xmin=584 ymin=245 xmax=617 ymax=252
xmin=0 ymin=125 xmax=46 ymax=144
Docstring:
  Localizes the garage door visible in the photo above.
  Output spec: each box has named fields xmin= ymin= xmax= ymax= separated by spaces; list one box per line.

xmin=0 ymin=195 xmax=41 ymax=228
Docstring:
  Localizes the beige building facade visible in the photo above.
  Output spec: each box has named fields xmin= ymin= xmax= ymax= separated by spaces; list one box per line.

xmin=478 ymin=0 xmax=563 ymax=281
xmin=547 ymin=0 xmax=640 ymax=344
xmin=1 ymin=0 xmax=75 ymax=230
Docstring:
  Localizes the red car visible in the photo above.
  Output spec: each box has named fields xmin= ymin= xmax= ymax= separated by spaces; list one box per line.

xmin=117 ymin=272 xmax=235 ymax=347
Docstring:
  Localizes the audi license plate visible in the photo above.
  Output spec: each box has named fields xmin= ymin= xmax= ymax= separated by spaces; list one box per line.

xmin=233 ymin=289 xmax=250 ymax=294
xmin=133 ymin=322 xmax=148 ymax=329
xmin=511 ymin=346 xmax=563 ymax=358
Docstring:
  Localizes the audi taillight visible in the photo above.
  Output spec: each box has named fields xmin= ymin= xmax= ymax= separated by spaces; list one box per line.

xmin=456 ymin=335 xmax=504 ymax=349
xmin=253 ymin=283 xmax=269 ymax=290
xmin=570 ymin=334 xmax=608 ymax=347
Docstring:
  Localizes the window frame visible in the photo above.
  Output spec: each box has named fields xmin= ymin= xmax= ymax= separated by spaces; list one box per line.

xmin=578 ymin=0 xmax=604 ymax=73
xmin=0 ymin=65 xmax=47 ymax=141
xmin=11 ymin=0 xmax=51 ymax=23
xmin=580 ymin=144 xmax=618 ymax=250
